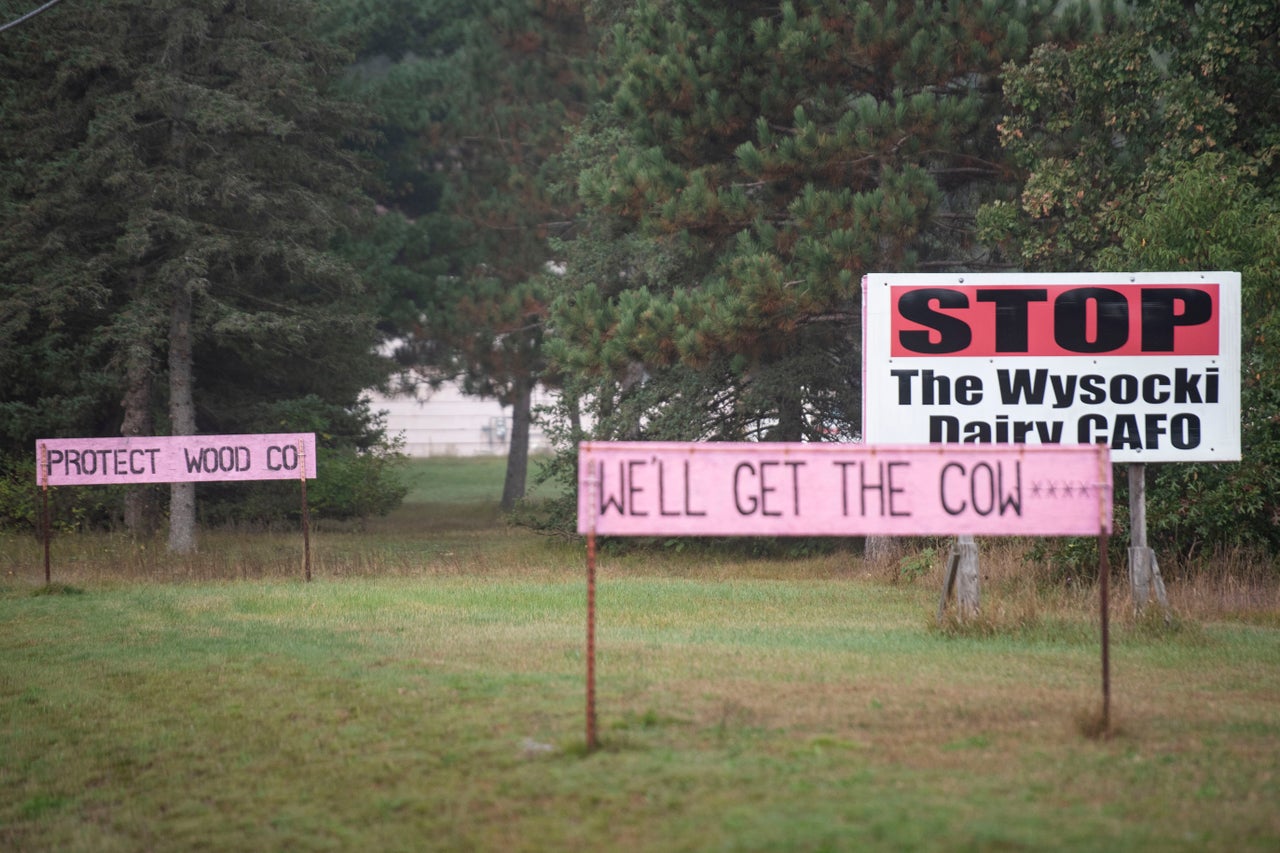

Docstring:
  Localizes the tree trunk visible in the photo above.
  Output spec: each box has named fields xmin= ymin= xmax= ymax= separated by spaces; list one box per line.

xmin=564 ymin=387 xmax=583 ymax=497
xmin=864 ymin=535 xmax=901 ymax=563
xmin=121 ymin=341 xmax=157 ymax=536
xmin=772 ymin=391 xmax=804 ymax=442
xmin=163 ymin=31 xmax=197 ymax=555
xmin=566 ymin=388 xmax=581 ymax=438
xmin=501 ymin=374 xmax=533 ymax=511
xmin=167 ymin=281 xmax=197 ymax=553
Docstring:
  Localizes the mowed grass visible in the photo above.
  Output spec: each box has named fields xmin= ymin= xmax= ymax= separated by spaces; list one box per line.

xmin=1 ymin=458 xmax=1278 ymax=851
xmin=398 ymin=454 xmax=512 ymax=503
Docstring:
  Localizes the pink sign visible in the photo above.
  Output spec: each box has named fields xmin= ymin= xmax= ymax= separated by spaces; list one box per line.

xmin=36 ymin=433 xmax=317 ymax=486
xmin=578 ymin=442 xmax=1111 ymax=537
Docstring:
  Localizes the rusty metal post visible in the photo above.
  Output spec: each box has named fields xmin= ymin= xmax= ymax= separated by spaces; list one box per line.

xmin=1097 ymin=447 xmax=1112 ymax=736
xmin=585 ymin=463 xmax=599 ymax=752
xmin=39 ymin=443 xmax=50 ymax=585
xmin=1099 ymin=531 xmax=1111 ymax=735
xmin=586 ymin=528 xmax=598 ymax=751
xmin=299 ymin=439 xmax=311 ymax=582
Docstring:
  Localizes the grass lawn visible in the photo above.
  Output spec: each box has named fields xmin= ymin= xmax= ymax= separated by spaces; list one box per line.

xmin=1 ymin=458 xmax=1277 ymax=851
xmin=396 ymin=454 xmax=561 ymax=505
xmin=397 ymin=455 xmax=513 ymax=504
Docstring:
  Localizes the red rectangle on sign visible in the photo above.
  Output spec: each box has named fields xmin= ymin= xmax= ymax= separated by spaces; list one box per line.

xmin=890 ymin=283 xmax=1220 ymax=357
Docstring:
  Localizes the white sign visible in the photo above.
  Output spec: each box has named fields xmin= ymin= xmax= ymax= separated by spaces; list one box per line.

xmin=862 ymin=272 xmax=1241 ymax=462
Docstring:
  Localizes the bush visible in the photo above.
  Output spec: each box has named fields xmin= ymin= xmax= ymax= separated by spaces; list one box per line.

xmin=197 ymin=444 xmax=407 ymax=527
xmin=0 ymin=455 xmax=124 ymax=533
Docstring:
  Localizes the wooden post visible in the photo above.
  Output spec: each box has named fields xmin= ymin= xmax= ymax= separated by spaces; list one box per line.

xmin=955 ymin=534 xmax=980 ymax=619
xmin=936 ymin=547 xmax=959 ymax=624
xmin=937 ymin=535 xmax=980 ymax=621
xmin=1127 ymin=464 xmax=1168 ymax=614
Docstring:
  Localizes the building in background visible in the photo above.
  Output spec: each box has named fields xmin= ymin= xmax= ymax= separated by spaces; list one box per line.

xmin=364 ymin=382 xmax=555 ymax=458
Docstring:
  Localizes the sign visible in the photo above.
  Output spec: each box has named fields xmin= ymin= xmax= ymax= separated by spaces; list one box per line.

xmin=862 ymin=272 xmax=1241 ymax=462
xmin=36 ymin=433 xmax=317 ymax=486
xmin=577 ymin=442 xmax=1111 ymax=537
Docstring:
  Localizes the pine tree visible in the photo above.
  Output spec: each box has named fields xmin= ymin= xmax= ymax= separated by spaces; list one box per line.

xmin=547 ymin=0 xmax=1087 ymax=450
xmin=334 ymin=0 xmax=597 ymax=509
xmin=0 ymin=0 xmax=393 ymax=547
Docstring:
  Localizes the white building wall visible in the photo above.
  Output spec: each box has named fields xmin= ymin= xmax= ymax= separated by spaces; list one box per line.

xmin=364 ymin=383 xmax=555 ymax=458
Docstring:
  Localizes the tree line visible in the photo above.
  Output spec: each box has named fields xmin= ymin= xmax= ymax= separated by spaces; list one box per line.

xmin=2 ymin=0 xmax=1277 ymax=558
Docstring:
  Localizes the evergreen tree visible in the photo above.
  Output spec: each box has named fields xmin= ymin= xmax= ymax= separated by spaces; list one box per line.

xmin=0 ymin=0 xmax=395 ymax=547
xmin=333 ymin=0 xmax=597 ymax=510
xmin=545 ymin=0 xmax=1087 ymax=457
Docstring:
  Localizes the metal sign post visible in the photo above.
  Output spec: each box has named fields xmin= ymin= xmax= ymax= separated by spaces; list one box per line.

xmin=1100 ymin=529 xmax=1111 ymax=733
xmin=299 ymin=438 xmax=312 ymax=583
xmin=584 ymin=466 xmax=599 ymax=752
xmin=38 ymin=442 xmax=50 ymax=585
xmin=576 ymin=441 xmax=1115 ymax=748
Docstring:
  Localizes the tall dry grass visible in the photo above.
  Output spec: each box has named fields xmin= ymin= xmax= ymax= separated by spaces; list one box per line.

xmin=4 ymin=499 xmax=1277 ymax=630
xmin=871 ymin=537 xmax=1280 ymax=633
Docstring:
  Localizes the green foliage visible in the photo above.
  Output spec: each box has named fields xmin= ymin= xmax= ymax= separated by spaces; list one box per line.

xmin=332 ymin=1 xmax=597 ymax=383
xmin=1022 ymin=536 xmax=1109 ymax=586
xmin=897 ymin=545 xmax=940 ymax=583
xmin=0 ymin=459 xmax=38 ymax=533
xmin=1098 ymin=158 xmax=1280 ymax=552
xmin=331 ymin=0 xmax=600 ymax=507
xmin=27 ymin=583 xmax=86 ymax=597
xmin=396 ymin=456 xmax=511 ymax=505
xmin=197 ymin=399 xmax=408 ymax=526
xmin=982 ymin=1 xmax=1280 ymax=554
xmin=195 ymin=445 xmax=406 ymax=528
xmin=980 ymin=0 xmax=1280 ymax=271
xmin=0 ymin=456 xmax=125 ymax=534
xmin=0 ymin=0 xmax=402 ymax=529
xmin=531 ymin=0 xmax=1088 ymax=534
xmin=308 ymin=444 xmax=408 ymax=521
xmin=550 ymin=1 xmax=1087 ymax=396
